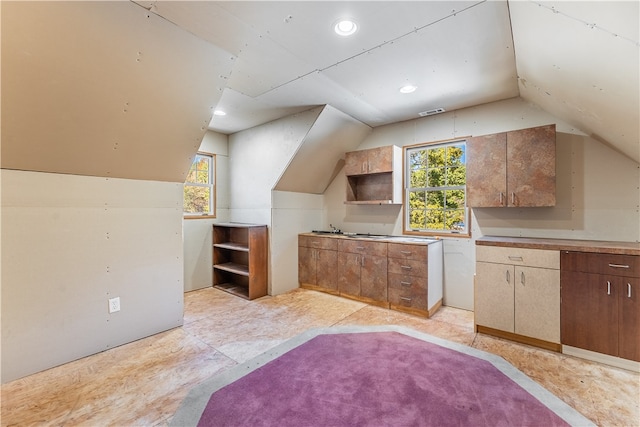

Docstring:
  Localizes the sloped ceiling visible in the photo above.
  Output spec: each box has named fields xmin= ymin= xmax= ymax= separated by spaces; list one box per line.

xmin=141 ymin=0 xmax=638 ymax=163
xmin=1 ymin=1 xmax=234 ymax=182
xmin=2 ymin=1 xmax=638 ymax=182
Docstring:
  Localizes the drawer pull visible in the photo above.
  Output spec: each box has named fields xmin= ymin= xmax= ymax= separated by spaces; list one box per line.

xmin=628 ymin=283 xmax=632 ymax=298
xmin=356 ymin=246 xmax=365 ymax=250
xmin=511 ymin=192 xmax=516 ymax=205
xmin=607 ymin=281 xmax=611 ymax=295
xmin=608 ymin=263 xmax=630 ymax=269
xmin=521 ymin=271 xmax=525 ymax=285
xmin=400 ymin=297 xmax=412 ymax=302
xmin=401 ymin=265 xmax=412 ymax=270
xmin=499 ymin=192 xmax=504 ymax=205
xmin=400 ymin=281 xmax=412 ymax=286
xmin=508 ymin=256 xmax=523 ymax=262
xmin=506 ymin=270 xmax=510 ymax=283
xmin=400 ymin=251 xmax=412 ymax=255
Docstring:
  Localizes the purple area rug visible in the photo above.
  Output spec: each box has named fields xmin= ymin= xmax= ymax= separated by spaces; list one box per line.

xmin=196 ymin=332 xmax=570 ymax=427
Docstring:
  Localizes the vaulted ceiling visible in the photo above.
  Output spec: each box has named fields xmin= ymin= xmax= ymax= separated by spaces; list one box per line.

xmin=140 ymin=0 xmax=639 ymax=162
xmin=2 ymin=1 xmax=638 ymax=183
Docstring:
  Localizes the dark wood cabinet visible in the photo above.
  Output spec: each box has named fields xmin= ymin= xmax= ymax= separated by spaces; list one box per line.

xmin=561 ymin=251 xmax=640 ymax=362
xmin=344 ymin=145 xmax=402 ymax=204
xmin=467 ymin=124 xmax=556 ymax=207
xmin=213 ymin=223 xmax=268 ymax=300
xmin=387 ymin=243 xmax=430 ymax=317
xmin=337 ymin=239 xmax=388 ymax=306
xmin=298 ymin=235 xmax=338 ymax=294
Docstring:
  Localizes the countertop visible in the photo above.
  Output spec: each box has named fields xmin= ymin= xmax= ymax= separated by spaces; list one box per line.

xmin=476 ymin=236 xmax=640 ymax=256
xmin=299 ymin=232 xmax=441 ymax=246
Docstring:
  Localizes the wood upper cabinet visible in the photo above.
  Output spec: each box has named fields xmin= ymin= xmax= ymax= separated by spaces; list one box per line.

xmin=467 ymin=124 xmax=556 ymax=207
xmin=344 ymin=146 xmax=402 ymax=204
xmin=344 ymin=146 xmax=393 ymax=176
xmin=561 ymin=251 xmax=640 ymax=362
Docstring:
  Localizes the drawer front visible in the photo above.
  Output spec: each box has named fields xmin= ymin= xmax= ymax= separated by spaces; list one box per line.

xmin=388 ymin=258 xmax=428 ymax=277
xmin=298 ymin=235 xmax=338 ymax=251
xmin=561 ymin=251 xmax=639 ymax=277
xmin=388 ymin=273 xmax=427 ymax=292
xmin=388 ymin=287 xmax=427 ymax=310
xmin=338 ymin=239 xmax=387 ymax=257
xmin=476 ymin=245 xmax=559 ymax=269
xmin=388 ymin=243 xmax=428 ymax=261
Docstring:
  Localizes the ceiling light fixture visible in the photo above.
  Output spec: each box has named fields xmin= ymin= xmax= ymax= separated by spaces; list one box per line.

xmin=334 ymin=19 xmax=358 ymax=36
xmin=399 ymin=85 xmax=417 ymax=94
xmin=213 ymin=110 xmax=227 ymax=116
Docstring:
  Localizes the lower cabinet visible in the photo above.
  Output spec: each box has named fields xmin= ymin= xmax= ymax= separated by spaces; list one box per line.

xmin=387 ymin=243 xmax=430 ymax=316
xmin=298 ymin=235 xmax=338 ymax=294
xmin=475 ymin=245 xmax=560 ymax=349
xmin=561 ymin=251 xmax=639 ymax=362
xmin=337 ymin=239 xmax=388 ymax=305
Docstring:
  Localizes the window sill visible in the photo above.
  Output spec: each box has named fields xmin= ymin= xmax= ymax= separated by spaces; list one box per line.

xmin=184 ymin=214 xmax=217 ymax=220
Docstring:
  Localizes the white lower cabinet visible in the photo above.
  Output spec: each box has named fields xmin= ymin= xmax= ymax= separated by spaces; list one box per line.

xmin=475 ymin=245 xmax=560 ymax=345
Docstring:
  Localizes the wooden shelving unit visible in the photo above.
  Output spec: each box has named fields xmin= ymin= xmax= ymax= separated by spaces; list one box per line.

xmin=213 ymin=223 xmax=268 ymax=300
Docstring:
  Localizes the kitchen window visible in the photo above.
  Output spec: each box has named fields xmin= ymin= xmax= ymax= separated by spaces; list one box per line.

xmin=405 ymin=140 xmax=468 ymax=236
xmin=184 ymin=152 xmax=216 ymax=218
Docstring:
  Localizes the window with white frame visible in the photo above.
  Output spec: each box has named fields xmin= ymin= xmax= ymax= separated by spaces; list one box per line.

xmin=405 ymin=141 xmax=468 ymax=235
xmin=184 ymin=152 xmax=215 ymax=217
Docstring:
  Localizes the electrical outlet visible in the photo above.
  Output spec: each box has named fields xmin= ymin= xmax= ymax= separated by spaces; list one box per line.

xmin=108 ymin=297 xmax=121 ymax=313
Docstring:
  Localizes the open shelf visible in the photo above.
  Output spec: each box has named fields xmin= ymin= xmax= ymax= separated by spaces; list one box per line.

xmin=212 ymin=223 xmax=268 ymax=300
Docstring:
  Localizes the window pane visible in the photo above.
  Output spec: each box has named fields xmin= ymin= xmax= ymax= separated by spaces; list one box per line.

xmin=425 ymin=208 xmax=444 ymax=230
xmin=427 ymin=167 xmax=444 ymax=187
xmin=445 ymin=209 xmax=466 ymax=231
xmin=445 ymin=189 xmax=465 ymax=209
xmin=446 ymin=144 xmax=465 ymax=166
xmin=426 ymin=190 xmax=444 ymax=207
xmin=446 ymin=166 xmax=465 ymax=186
xmin=186 ymin=163 xmax=197 ymax=183
xmin=427 ymin=147 xmax=446 ymax=167
xmin=196 ymin=156 xmax=209 ymax=172
xmin=184 ymin=185 xmax=211 ymax=214
xmin=409 ymin=208 xmax=426 ymax=229
xmin=410 ymin=151 xmax=427 ymax=169
xmin=410 ymin=169 xmax=427 ymax=187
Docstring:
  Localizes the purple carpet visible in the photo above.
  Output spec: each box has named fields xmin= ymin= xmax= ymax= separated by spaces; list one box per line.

xmin=196 ymin=332 xmax=570 ymax=427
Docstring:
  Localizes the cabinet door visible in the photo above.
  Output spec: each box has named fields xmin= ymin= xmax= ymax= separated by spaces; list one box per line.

xmin=466 ymin=133 xmax=507 ymax=207
xmin=506 ymin=124 xmax=556 ymax=207
xmin=619 ymin=277 xmax=640 ymax=362
xmin=514 ymin=266 xmax=560 ymax=343
xmin=338 ymin=252 xmax=361 ymax=297
xmin=298 ymin=246 xmax=317 ymax=285
xmin=344 ymin=150 xmax=368 ymax=176
xmin=316 ymin=249 xmax=338 ymax=291
xmin=561 ymin=271 xmax=618 ymax=357
xmin=366 ymin=146 xmax=393 ymax=174
xmin=475 ymin=262 xmax=515 ymax=332
xmin=360 ymin=254 xmax=388 ymax=301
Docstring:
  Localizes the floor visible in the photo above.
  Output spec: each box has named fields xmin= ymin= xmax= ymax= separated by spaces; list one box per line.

xmin=2 ymin=287 xmax=638 ymax=427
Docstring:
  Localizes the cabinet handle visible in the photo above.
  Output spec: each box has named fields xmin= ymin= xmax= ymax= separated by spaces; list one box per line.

xmin=499 ymin=192 xmax=504 ymax=206
xmin=400 ymin=251 xmax=412 ymax=255
xmin=401 ymin=281 xmax=412 ymax=286
xmin=401 ymin=265 xmax=412 ymax=270
xmin=508 ymin=256 xmax=523 ymax=262
xmin=356 ymin=246 xmax=365 ymax=250
xmin=608 ymin=263 xmax=630 ymax=269
xmin=400 ymin=297 xmax=412 ymax=302
xmin=506 ymin=270 xmax=510 ymax=283
xmin=628 ymin=283 xmax=632 ymax=298
xmin=361 ymin=256 xmax=365 ymax=267
xmin=511 ymin=192 xmax=516 ymax=205
xmin=362 ymin=162 xmax=367 ymax=173
xmin=607 ymin=281 xmax=611 ymax=295
xmin=521 ymin=271 xmax=525 ymax=285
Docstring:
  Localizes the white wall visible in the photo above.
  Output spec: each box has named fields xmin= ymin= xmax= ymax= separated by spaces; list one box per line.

xmin=1 ymin=170 xmax=184 ymax=383
xmin=322 ymin=97 xmax=640 ymax=310
xmin=183 ymin=131 xmax=230 ymax=292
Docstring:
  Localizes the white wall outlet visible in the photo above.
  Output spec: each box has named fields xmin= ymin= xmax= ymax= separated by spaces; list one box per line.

xmin=108 ymin=297 xmax=121 ymax=313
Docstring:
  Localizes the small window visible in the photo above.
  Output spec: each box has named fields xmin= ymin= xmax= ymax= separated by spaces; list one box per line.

xmin=184 ymin=152 xmax=215 ymax=218
xmin=405 ymin=141 xmax=468 ymax=236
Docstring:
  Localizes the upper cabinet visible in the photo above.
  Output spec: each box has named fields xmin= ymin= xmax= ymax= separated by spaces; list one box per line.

xmin=344 ymin=145 xmax=402 ymax=205
xmin=467 ymin=124 xmax=556 ymax=207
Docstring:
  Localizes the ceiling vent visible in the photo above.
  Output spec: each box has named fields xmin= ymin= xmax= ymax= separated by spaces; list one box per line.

xmin=419 ymin=108 xmax=446 ymax=117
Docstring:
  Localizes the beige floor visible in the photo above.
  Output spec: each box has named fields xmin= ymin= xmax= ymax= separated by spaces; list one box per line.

xmin=2 ymin=287 xmax=639 ymax=426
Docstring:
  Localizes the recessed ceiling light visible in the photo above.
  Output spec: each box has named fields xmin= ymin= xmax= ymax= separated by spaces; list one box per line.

xmin=213 ymin=110 xmax=226 ymax=116
xmin=334 ymin=19 xmax=358 ymax=36
xmin=400 ymin=85 xmax=417 ymax=94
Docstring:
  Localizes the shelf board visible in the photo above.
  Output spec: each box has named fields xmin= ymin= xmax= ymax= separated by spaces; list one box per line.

xmin=214 ymin=262 xmax=249 ymax=276
xmin=214 ymin=242 xmax=249 ymax=252
xmin=214 ymin=283 xmax=249 ymax=299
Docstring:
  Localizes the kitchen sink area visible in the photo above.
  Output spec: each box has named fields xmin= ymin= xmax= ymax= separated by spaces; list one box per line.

xmin=311 ymin=230 xmax=438 ymax=244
